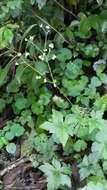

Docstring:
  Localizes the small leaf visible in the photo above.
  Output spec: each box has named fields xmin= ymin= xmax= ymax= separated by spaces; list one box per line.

xmin=74 ymin=140 xmax=87 ymax=152
xmin=35 ymin=0 xmax=47 ymax=9
xmin=11 ymin=123 xmax=25 ymax=137
xmin=57 ymin=48 xmax=72 ymax=62
xmin=6 ymin=143 xmax=16 ymax=154
xmin=5 ymin=131 xmax=14 ymax=140
xmin=0 ymin=99 xmax=5 ymax=113
xmin=96 ymin=0 xmax=103 ymax=5
xmin=0 ymin=64 xmax=9 ymax=86
xmin=35 ymin=61 xmax=48 ymax=75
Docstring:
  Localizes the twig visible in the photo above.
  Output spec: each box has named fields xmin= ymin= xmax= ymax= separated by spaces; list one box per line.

xmin=53 ymin=0 xmax=78 ymax=19
xmin=0 ymin=157 xmax=29 ymax=177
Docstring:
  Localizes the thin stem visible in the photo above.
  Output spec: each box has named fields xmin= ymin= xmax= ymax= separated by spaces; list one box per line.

xmin=53 ymin=0 xmax=78 ymax=19
xmin=35 ymin=14 xmax=69 ymax=44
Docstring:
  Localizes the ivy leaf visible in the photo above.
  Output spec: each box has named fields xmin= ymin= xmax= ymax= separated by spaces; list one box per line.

xmin=6 ymin=143 xmax=16 ymax=154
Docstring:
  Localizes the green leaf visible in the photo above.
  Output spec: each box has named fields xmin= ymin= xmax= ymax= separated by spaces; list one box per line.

xmin=35 ymin=61 xmax=48 ymax=75
xmin=31 ymin=102 xmax=44 ymax=115
xmin=92 ymin=125 xmax=107 ymax=159
xmin=14 ymin=96 xmax=27 ymax=111
xmin=5 ymin=131 xmax=14 ymax=140
xmin=32 ymin=0 xmax=47 ymax=9
xmin=79 ymin=13 xmax=91 ymax=37
xmin=11 ymin=123 xmax=25 ymax=137
xmin=6 ymin=143 xmax=16 ymax=154
xmin=57 ymin=48 xmax=72 ymax=62
xmin=65 ymin=59 xmax=83 ymax=79
xmin=0 ymin=98 xmax=5 ymax=113
xmin=89 ymin=77 xmax=102 ymax=89
xmin=40 ymin=110 xmax=74 ymax=147
xmin=79 ymin=181 xmax=107 ymax=190
xmin=74 ymin=140 xmax=87 ymax=152
xmin=96 ymin=0 xmax=103 ymax=5
xmin=15 ymin=64 xmax=26 ymax=84
xmin=0 ymin=26 xmax=13 ymax=49
xmin=99 ymin=74 xmax=107 ymax=86
xmin=0 ymin=64 xmax=9 ymax=86
xmin=39 ymin=159 xmax=71 ymax=190
xmin=93 ymin=60 xmax=106 ymax=75
xmin=62 ymin=76 xmax=88 ymax=97
xmin=83 ymin=44 xmax=99 ymax=58
xmin=79 ymin=155 xmax=104 ymax=180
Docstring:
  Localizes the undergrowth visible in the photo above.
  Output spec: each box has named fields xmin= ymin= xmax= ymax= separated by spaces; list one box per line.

xmin=0 ymin=0 xmax=107 ymax=189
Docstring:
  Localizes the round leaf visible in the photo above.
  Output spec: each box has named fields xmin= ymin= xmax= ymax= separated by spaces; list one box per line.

xmin=6 ymin=143 xmax=16 ymax=154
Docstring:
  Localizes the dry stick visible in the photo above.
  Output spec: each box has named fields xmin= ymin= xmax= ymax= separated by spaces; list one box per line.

xmin=0 ymin=157 xmax=29 ymax=177
xmin=53 ymin=0 xmax=78 ymax=19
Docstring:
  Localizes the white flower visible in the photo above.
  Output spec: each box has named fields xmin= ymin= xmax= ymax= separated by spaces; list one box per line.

xmin=52 ymin=54 xmax=56 ymax=60
xmin=36 ymin=75 xmax=41 ymax=79
xmin=53 ymin=79 xmax=57 ymax=87
xmin=15 ymin=62 xmax=19 ymax=66
xmin=49 ymin=43 xmax=54 ymax=49
xmin=38 ymin=54 xmax=44 ymax=61
xmin=53 ymin=83 xmax=57 ymax=87
xmin=25 ymin=52 xmax=30 ymax=58
xmin=46 ymin=25 xmax=50 ymax=30
xmin=25 ymin=38 xmax=28 ymax=42
xmin=40 ymin=24 xmax=43 ymax=28
xmin=17 ymin=53 xmax=22 ymax=57
xmin=38 ymin=53 xmax=46 ymax=61
xmin=44 ymin=78 xmax=47 ymax=83
xmin=43 ymin=52 xmax=46 ymax=57
xmin=29 ymin=36 xmax=34 ymax=41
xmin=43 ymin=49 xmax=48 ymax=52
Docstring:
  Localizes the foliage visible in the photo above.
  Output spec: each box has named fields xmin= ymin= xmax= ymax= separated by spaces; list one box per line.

xmin=0 ymin=0 xmax=107 ymax=189
xmin=79 ymin=181 xmax=107 ymax=190
xmin=39 ymin=159 xmax=71 ymax=190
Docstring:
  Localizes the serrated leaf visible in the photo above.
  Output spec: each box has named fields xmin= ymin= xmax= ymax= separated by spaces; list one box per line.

xmin=39 ymin=159 xmax=71 ymax=190
xmin=40 ymin=110 xmax=74 ymax=147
